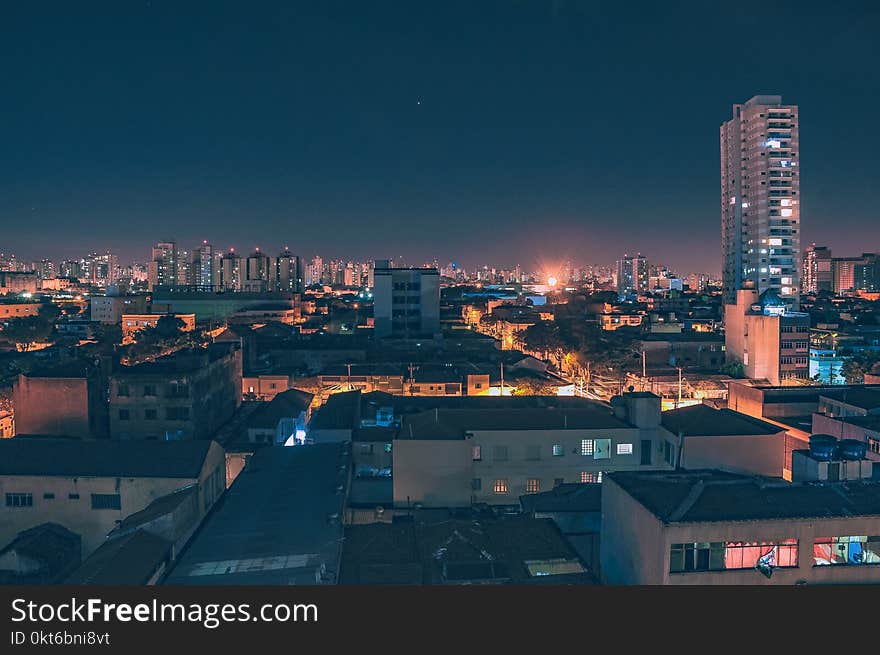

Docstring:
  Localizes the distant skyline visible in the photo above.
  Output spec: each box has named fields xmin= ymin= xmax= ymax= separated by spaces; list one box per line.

xmin=2 ymin=2 xmax=879 ymax=272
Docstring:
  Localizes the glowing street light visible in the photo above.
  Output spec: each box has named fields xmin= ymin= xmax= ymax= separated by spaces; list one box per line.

xmin=547 ymin=276 xmax=558 ymax=287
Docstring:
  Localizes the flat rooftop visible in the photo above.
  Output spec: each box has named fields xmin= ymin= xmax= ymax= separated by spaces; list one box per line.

xmin=0 ymin=437 xmax=215 ymax=478
xmin=608 ymin=469 xmax=880 ymax=523
xmin=819 ymin=387 xmax=880 ymax=411
xmin=661 ymin=403 xmax=784 ymax=437
xmin=164 ymin=443 xmax=348 ymax=585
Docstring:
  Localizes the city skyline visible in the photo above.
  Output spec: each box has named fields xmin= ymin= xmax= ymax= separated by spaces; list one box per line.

xmin=3 ymin=2 xmax=879 ymax=271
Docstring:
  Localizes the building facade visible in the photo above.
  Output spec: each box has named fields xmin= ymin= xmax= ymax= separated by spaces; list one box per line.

xmin=721 ymin=95 xmax=800 ymax=307
xmin=373 ymin=260 xmax=440 ymax=338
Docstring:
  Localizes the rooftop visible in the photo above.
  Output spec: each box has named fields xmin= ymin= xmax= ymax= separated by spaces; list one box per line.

xmin=0 ymin=437 xmax=216 ymax=478
xmin=819 ymin=387 xmax=880 ymax=411
xmin=339 ymin=516 xmax=592 ymax=584
xmin=113 ymin=343 xmax=238 ymax=377
xmin=661 ymin=403 xmax=784 ymax=437
xmin=246 ymin=389 xmax=314 ymax=430
xmin=164 ymin=443 xmax=348 ymax=585
xmin=519 ymin=483 xmax=602 ymax=514
xmin=607 ymin=469 xmax=880 ymax=523
xmin=0 ymin=523 xmax=81 ymax=584
xmin=399 ymin=406 xmax=629 ymax=440
xmin=66 ymin=530 xmax=173 ymax=585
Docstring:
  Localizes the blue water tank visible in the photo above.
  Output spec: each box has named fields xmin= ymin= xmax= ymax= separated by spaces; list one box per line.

xmin=809 ymin=434 xmax=838 ymax=461
xmin=838 ymin=439 xmax=867 ymax=461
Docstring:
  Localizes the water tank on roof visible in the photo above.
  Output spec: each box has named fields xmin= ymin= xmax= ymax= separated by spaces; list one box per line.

xmin=809 ymin=434 xmax=838 ymax=461
xmin=838 ymin=439 xmax=867 ymax=461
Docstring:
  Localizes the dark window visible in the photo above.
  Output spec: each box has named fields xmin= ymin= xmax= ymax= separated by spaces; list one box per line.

xmin=471 ymin=478 xmax=481 ymax=491
xmin=91 ymin=494 xmax=121 ymax=510
xmin=43 ymin=493 xmax=55 ymax=500
xmin=118 ymin=409 xmax=130 ymax=421
xmin=117 ymin=384 xmax=129 ymax=397
xmin=641 ymin=440 xmax=652 ymax=465
xmin=145 ymin=409 xmax=158 ymax=420
xmin=5 ymin=493 xmax=33 ymax=508
xmin=143 ymin=385 xmax=157 ymax=397
xmin=68 ymin=494 xmax=80 ymax=500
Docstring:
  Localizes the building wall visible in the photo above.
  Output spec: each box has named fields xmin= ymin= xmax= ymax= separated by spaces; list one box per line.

xmin=121 ymin=313 xmax=196 ymax=341
xmin=242 ymin=375 xmax=291 ymax=401
xmin=12 ymin=375 xmax=97 ymax=438
xmin=0 ymin=475 xmax=196 ymax=558
xmin=0 ymin=303 xmax=42 ymax=319
xmin=680 ymin=432 xmax=786 ymax=478
xmin=109 ymin=348 xmax=242 ymax=440
xmin=470 ymin=427 xmax=651 ymax=502
xmin=600 ymin=476 xmax=667 ymax=584
xmin=392 ymin=439 xmax=473 ymax=508
xmin=90 ymin=296 xmax=149 ymax=324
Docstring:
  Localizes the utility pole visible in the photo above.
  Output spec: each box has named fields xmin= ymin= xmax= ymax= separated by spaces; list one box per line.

xmin=677 ymin=366 xmax=682 ymax=407
xmin=500 ymin=360 xmax=505 ymax=396
xmin=346 ymin=362 xmax=352 ymax=391
xmin=407 ymin=362 xmax=416 ymax=396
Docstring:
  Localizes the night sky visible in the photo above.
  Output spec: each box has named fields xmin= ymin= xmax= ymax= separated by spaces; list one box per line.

xmin=2 ymin=1 xmax=878 ymax=272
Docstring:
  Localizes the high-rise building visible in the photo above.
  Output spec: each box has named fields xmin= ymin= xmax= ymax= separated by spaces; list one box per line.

xmin=244 ymin=248 xmax=271 ymax=292
xmin=832 ymin=253 xmax=879 ymax=295
xmin=276 ymin=247 xmax=301 ymax=293
xmin=802 ymin=244 xmax=832 ymax=294
xmin=373 ymin=259 xmax=440 ymax=338
xmin=617 ymin=254 xmax=648 ymax=299
xmin=195 ymin=241 xmax=215 ymax=291
xmin=721 ymin=95 xmax=800 ymax=307
xmin=149 ymin=241 xmax=178 ymax=290
xmin=220 ymin=249 xmax=243 ymax=291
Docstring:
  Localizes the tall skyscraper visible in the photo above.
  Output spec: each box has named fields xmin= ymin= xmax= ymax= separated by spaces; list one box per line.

xmin=149 ymin=241 xmax=178 ymax=290
xmin=276 ymin=247 xmax=301 ymax=293
xmin=195 ymin=241 xmax=215 ymax=291
xmin=721 ymin=95 xmax=800 ymax=307
xmin=617 ymin=254 xmax=648 ymax=299
xmin=802 ymin=244 xmax=832 ymax=294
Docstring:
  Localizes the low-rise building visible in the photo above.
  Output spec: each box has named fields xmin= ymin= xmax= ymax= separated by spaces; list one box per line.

xmin=13 ymin=362 xmax=108 ymax=439
xmin=0 ymin=437 xmax=225 ymax=557
xmin=90 ymin=295 xmax=150 ymax=324
xmin=245 ymin=388 xmax=314 ymax=445
xmin=109 ymin=343 xmax=242 ymax=441
xmin=0 ymin=523 xmax=82 ymax=584
xmin=601 ymin=469 xmax=880 ymax=584
xmin=660 ymin=403 xmax=787 ymax=477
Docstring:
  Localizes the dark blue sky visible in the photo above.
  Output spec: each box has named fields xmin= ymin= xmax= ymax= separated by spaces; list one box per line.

xmin=2 ymin=1 xmax=878 ymax=272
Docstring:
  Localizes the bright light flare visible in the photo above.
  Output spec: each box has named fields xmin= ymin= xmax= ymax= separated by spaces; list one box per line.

xmin=547 ymin=276 xmax=558 ymax=287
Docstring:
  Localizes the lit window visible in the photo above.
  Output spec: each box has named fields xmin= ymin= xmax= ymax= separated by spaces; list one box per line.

xmin=552 ymin=444 xmax=564 ymax=457
xmin=525 ymin=479 xmax=540 ymax=494
xmin=580 ymin=439 xmax=594 ymax=456
xmin=493 ymin=479 xmax=509 ymax=494
xmin=580 ymin=471 xmax=601 ymax=484
xmin=472 ymin=446 xmax=482 ymax=461
xmin=781 ymin=209 xmax=793 ymax=217
xmin=814 ymin=536 xmax=880 ymax=565
xmin=617 ymin=443 xmax=633 ymax=455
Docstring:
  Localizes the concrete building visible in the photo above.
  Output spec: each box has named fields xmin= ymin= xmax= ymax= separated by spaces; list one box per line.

xmin=0 ymin=301 xmax=42 ymax=320
xmin=660 ymin=403 xmax=787 ymax=477
xmin=392 ymin=392 xmax=671 ymax=508
xmin=616 ymin=254 xmax=648 ymax=299
xmin=148 ymin=241 xmax=178 ymax=291
xmin=832 ymin=253 xmax=879 ymax=295
xmin=109 ymin=343 xmax=242 ymax=441
xmin=90 ymin=294 xmax=150 ymax=325
xmin=802 ymin=244 xmax=832 ymax=294
xmin=0 ymin=271 xmax=39 ymax=295
xmin=601 ymin=469 xmax=880 ymax=585
xmin=13 ymin=363 xmax=108 ymax=439
xmin=276 ymin=247 xmax=302 ymax=293
xmin=721 ymin=95 xmax=800 ymax=307
xmin=725 ymin=288 xmax=810 ymax=385
xmin=372 ymin=260 xmax=440 ymax=338
xmin=0 ymin=523 xmax=82 ymax=584
xmin=0 ymin=437 xmax=225 ymax=557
